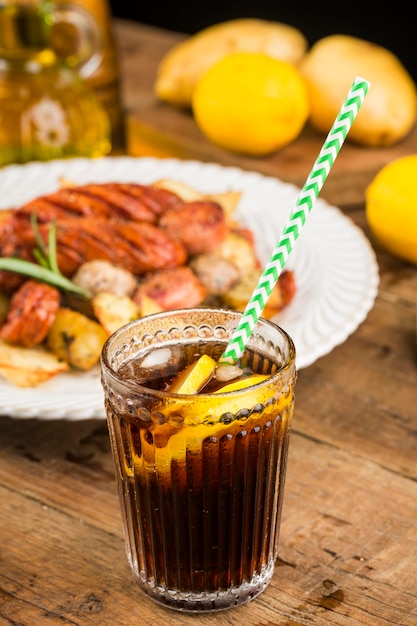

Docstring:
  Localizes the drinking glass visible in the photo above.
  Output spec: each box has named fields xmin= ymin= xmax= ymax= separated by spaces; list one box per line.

xmin=100 ymin=308 xmax=296 ymax=612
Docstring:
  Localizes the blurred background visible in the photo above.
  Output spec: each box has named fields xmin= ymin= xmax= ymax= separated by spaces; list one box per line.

xmin=108 ymin=1 xmax=416 ymax=81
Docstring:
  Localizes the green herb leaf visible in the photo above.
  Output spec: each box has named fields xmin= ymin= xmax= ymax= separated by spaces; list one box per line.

xmin=0 ymin=257 xmax=89 ymax=297
xmin=0 ymin=216 xmax=90 ymax=298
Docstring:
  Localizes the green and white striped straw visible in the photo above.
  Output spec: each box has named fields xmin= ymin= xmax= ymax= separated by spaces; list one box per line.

xmin=219 ymin=75 xmax=371 ymax=366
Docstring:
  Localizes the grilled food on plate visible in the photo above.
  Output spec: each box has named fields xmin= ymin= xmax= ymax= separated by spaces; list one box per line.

xmin=0 ymin=178 xmax=296 ymax=387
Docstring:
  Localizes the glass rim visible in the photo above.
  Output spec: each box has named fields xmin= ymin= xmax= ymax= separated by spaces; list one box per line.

xmin=100 ymin=307 xmax=296 ymax=399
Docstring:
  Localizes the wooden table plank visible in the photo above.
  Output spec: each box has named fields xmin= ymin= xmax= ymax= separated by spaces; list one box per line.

xmin=1 ymin=417 xmax=417 ymax=625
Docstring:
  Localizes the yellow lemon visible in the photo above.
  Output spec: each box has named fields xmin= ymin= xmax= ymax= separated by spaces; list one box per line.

xmin=192 ymin=52 xmax=309 ymax=156
xmin=169 ymin=354 xmax=216 ymax=394
xmin=213 ymin=374 xmax=269 ymax=393
xmin=365 ymin=155 xmax=417 ymax=265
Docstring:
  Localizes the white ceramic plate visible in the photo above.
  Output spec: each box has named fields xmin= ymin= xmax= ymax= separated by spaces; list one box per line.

xmin=0 ymin=156 xmax=379 ymax=420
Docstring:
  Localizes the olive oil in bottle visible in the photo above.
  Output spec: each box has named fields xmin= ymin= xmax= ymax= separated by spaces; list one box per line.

xmin=0 ymin=0 xmax=111 ymax=167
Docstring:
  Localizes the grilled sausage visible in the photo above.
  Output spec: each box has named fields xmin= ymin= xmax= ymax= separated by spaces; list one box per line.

xmin=0 ymin=280 xmax=60 ymax=347
xmin=159 ymin=201 xmax=228 ymax=255
xmin=133 ymin=266 xmax=207 ymax=310
xmin=0 ymin=217 xmax=188 ymax=279
xmin=13 ymin=183 xmax=182 ymax=224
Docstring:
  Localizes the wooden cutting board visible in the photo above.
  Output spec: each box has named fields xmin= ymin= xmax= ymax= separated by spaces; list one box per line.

xmin=115 ymin=20 xmax=417 ymax=209
xmin=126 ymin=109 xmax=417 ymax=208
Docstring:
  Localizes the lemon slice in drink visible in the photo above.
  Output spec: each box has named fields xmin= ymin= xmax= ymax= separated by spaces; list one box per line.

xmin=213 ymin=374 xmax=269 ymax=393
xmin=169 ymin=354 xmax=216 ymax=394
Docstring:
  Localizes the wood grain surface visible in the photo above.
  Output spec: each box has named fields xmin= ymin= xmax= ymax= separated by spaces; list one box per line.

xmin=0 ymin=19 xmax=417 ymax=626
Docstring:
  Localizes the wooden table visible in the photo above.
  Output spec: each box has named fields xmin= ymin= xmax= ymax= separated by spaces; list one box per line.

xmin=1 ymin=19 xmax=417 ymax=626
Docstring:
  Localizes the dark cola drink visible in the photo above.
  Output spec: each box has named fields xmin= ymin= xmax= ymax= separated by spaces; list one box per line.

xmin=101 ymin=309 xmax=296 ymax=612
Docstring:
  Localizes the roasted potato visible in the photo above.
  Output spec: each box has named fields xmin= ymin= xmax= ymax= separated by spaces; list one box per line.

xmin=140 ymin=294 xmax=164 ymax=316
xmin=152 ymin=179 xmax=242 ymax=224
xmin=155 ymin=18 xmax=308 ymax=108
xmin=0 ymin=339 xmax=69 ymax=387
xmin=46 ymin=308 xmax=108 ymax=370
xmin=152 ymin=178 xmax=203 ymax=202
xmin=215 ymin=232 xmax=260 ymax=275
xmin=92 ymin=292 xmax=140 ymax=336
xmin=222 ymin=268 xmax=284 ymax=318
xmin=299 ymin=35 xmax=417 ymax=147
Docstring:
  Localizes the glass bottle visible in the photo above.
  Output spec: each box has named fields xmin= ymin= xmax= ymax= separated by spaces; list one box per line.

xmin=0 ymin=0 xmax=111 ymax=167
xmin=52 ymin=0 xmax=125 ymax=148
xmin=52 ymin=0 xmax=124 ymax=148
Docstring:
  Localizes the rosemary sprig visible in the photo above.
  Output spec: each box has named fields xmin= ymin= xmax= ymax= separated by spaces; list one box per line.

xmin=0 ymin=216 xmax=90 ymax=298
